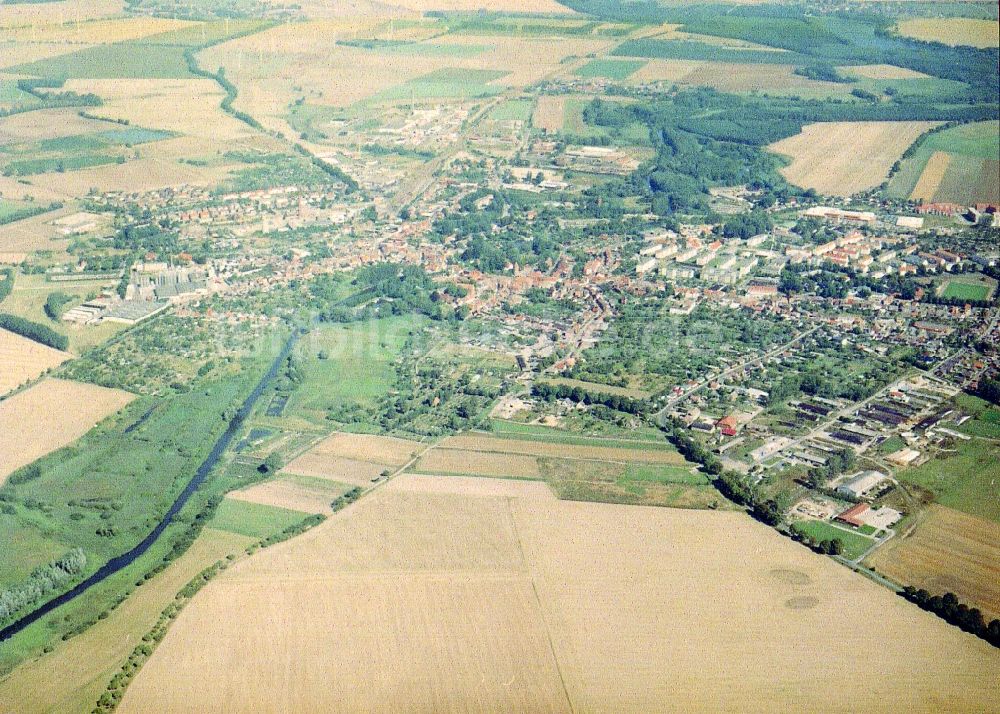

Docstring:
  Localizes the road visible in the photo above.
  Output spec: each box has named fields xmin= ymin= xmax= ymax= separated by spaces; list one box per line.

xmin=653 ymin=325 xmax=820 ymax=426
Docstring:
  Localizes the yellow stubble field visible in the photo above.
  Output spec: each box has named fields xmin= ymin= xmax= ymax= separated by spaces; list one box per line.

xmin=769 ymin=121 xmax=941 ymax=196
xmin=867 ymin=505 xmax=1000 ymax=620
xmin=909 ymin=150 xmax=952 ymax=202
xmin=5 ymin=17 xmax=194 ymax=44
xmin=897 ymin=18 xmax=999 ymax=49
xmin=0 ymin=328 xmax=71 ymax=397
xmin=0 ymin=528 xmax=253 ymax=714
xmin=0 ymin=378 xmax=134 ymax=483
xmin=119 ymin=474 xmax=1000 ymax=713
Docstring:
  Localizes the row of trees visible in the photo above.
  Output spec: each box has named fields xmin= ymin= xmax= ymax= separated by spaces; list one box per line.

xmin=0 ymin=313 xmax=68 ymax=350
xmin=532 ymin=382 xmax=645 ymax=415
xmin=901 ymin=588 xmax=1000 ymax=648
xmin=0 ymin=548 xmax=86 ymax=624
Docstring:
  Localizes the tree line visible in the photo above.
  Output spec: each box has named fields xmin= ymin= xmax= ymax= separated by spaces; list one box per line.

xmin=901 ymin=587 xmax=1000 ymax=648
xmin=0 ymin=313 xmax=68 ymax=351
xmin=0 ymin=548 xmax=86 ymax=625
xmin=532 ymin=382 xmax=645 ymax=415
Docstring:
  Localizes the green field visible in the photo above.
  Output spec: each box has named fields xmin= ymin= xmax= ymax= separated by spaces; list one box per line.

xmin=488 ymin=99 xmax=534 ymax=121
xmin=624 ymin=463 xmax=709 ymax=485
xmin=140 ymin=19 xmax=272 ymax=46
xmin=285 ymin=316 xmax=419 ymax=425
xmin=791 ymin=520 xmax=876 ymax=560
xmin=369 ymin=68 xmax=508 ymax=103
xmin=955 ymin=394 xmax=1000 ymax=439
xmin=209 ymin=498 xmax=307 ymax=539
xmin=11 ymin=42 xmax=192 ymax=79
xmin=4 ymin=153 xmax=123 ymax=175
xmin=575 ymin=58 xmax=646 ymax=80
xmin=613 ymin=38 xmax=805 ymax=64
xmin=888 ymin=121 xmax=1000 ymax=200
xmin=899 ymin=438 xmax=1000 ymax=523
xmin=0 ymin=80 xmax=39 ymax=106
xmin=939 ymin=279 xmax=992 ymax=301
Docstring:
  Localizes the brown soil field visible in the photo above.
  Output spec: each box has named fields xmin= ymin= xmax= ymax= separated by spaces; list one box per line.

xmin=6 ymin=17 xmax=193 ymax=44
xmin=846 ymin=64 xmax=932 ymax=80
xmin=0 ymin=378 xmax=134 ymax=483
xmin=628 ymin=58 xmax=703 ymax=84
xmin=440 ymin=433 xmax=686 ymax=464
xmin=282 ymin=454 xmax=389 ymax=487
xmin=292 ymin=431 xmax=420 ymax=466
xmin=414 ymin=448 xmax=542 ymax=478
xmin=0 ymin=528 xmax=253 ymax=714
xmin=897 ymin=18 xmax=999 ymax=49
xmin=120 ymin=474 xmax=1000 ymax=713
xmin=0 ymin=327 xmax=71 ymax=396
xmin=769 ymin=121 xmax=940 ymax=196
xmin=909 ymin=150 xmax=952 ymax=202
xmin=867 ymin=505 xmax=1000 ymax=620
xmin=227 ymin=477 xmax=344 ymax=515
xmin=532 ymin=95 xmax=564 ymax=132
xmin=934 ymin=157 xmax=1000 ymax=205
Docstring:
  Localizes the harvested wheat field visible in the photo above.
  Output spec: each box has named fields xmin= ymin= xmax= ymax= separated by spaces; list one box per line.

xmin=282 ymin=454 xmax=388 ymax=487
xmin=440 ymin=433 xmax=686 ymax=464
xmin=64 ymin=79 xmax=253 ymax=141
xmin=846 ymin=64 xmax=931 ymax=80
xmin=867 ymin=505 xmax=1000 ymax=620
xmin=0 ymin=528 xmax=252 ymax=714
xmin=532 ymin=95 xmax=565 ymax=132
xmin=0 ymin=0 xmax=122 ymax=29
xmin=295 ymin=432 xmax=419 ymax=466
xmin=0 ymin=378 xmax=133 ymax=483
xmin=226 ymin=476 xmax=344 ymax=515
xmin=119 ymin=474 xmax=999 ymax=713
xmin=0 ymin=328 xmax=70 ymax=396
xmin=910 ymin=150 xmax=952 ymax=202
xmin=770 ymin=121 xmax=940 ymax=196
xmin=897 ymin=18 xmax=999 ymax=49
xmin=5 ymin=17 xmax=193 ymax=44
xmin=664 ymin=62 xmax=851 ymax=97
xmin=414 ymin=447 xmax=541 ymax=478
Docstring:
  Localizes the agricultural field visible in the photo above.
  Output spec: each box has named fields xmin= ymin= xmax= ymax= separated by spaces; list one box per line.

xmin=867 ymin=505 xmax=1000 ymax=621
xmin=888 ymin=120 xmax=1000 ymax=203
xmin=226 ymin=474 xmax=348 ymax=515
xmin=896 ymin=18 xmax=1000 ymax=49
xmin=284 ymin=316 xmax=417 ymax=426
xmin=209 ymin=499 xmax=314 ymax=540
xmin=0 ymin=378 xmax=134 ymax=483
xmin=438 ymin=433 xmax=686 ymax=464
xmin=898 ymin=438 xmax=1000 ymax=524
xmin=8 ymin=42 xmax=192 ymax=80
xmin=769 ymin=121 xmax=941 ymax=196
xmin=532 ymin=94 xmax=565 ymax=132
xmin=282 ymin=432 xmax=422 ymax=487
xmin=119 ymin=474 xmax=1000 ymax=713
xmin=417 ymin=431 xmax=713 ymax=508
xmin=0 ymin=327 xmax=70 ymax=397
xmin=0 ymin=527 xmax=251 ymax=714
xmin=575 ymin=58 xmax=645 ymax=80
xmin=0 ymin=0 xmax=122 ymax=30
xmin=413 ymin=447 xmax=543 ymax=478
xmin=4 ymin=17 xmax=193 ymax=45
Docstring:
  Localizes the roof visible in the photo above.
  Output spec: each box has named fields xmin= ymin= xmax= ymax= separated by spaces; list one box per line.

xmin=835 ymin=503 xmax=870 ymax=527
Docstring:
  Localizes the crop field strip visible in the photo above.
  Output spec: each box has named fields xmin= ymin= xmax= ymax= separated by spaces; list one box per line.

xmin=117 ymin=475 xmax=1000 ymax=713
xmin=769 ymin=121 xmax=942 ymax=196
xmin=0 ymin=378 xmax=134 ymax=483
xmin=0 ymin=328 xmax=70 ymax=397
xmin=867 ymin=505 xmax=1000 ymax=620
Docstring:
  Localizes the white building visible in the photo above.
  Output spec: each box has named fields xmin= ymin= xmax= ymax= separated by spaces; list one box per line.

xmin=837 ymin=471 xmax=889 ymax=499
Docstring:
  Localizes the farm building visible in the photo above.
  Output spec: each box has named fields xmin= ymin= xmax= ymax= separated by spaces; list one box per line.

xmin=837 ymin=471 xmax=889 ymax=499
xmin=835 ymin=503 xmax=870 ymax=527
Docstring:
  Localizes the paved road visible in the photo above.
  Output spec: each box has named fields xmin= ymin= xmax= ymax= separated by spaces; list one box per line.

xmin=653 ymin=325 xmax=820 ymax=426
